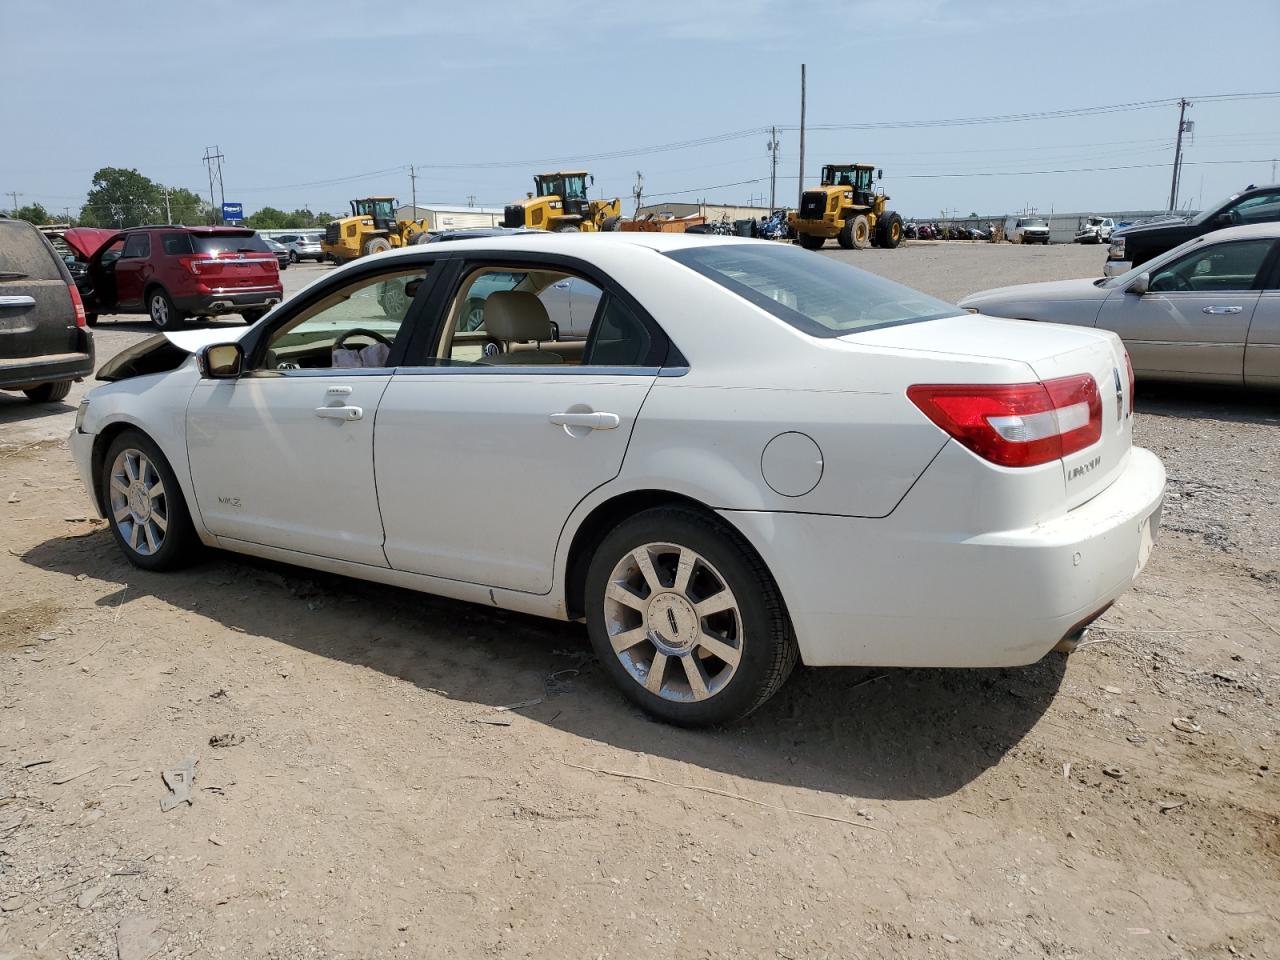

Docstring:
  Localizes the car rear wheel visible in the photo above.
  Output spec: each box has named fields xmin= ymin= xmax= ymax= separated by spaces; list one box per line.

xmin=364 ymin=237 xmax=392 ymax=256
xmin=85 ymin=313 xmax=99 ymax=327
xmin=102 ymin=430 xmax=201 ymax=571
xmin=241 ymin=309 xmax=267 ymax=324
xmin=585 ymin=506 xmax=797 ymax=727
xmin=288 ymin=251 xmax=299 ymax=264
xmin=23 ymin=381 xmax=72 ymax=403
xmin=798 ymin=232 xmax=825 ymax=250
xmin=148 ymin=288 xmax=181 ymax=329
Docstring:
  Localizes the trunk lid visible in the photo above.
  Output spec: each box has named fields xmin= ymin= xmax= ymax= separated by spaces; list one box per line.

xmin=187 ymin=231 xmax=279 ymax=289
xmin=0 ymin=221 xmax=79 ymax=362
xmin=847 ymin=314 xmax=1133 ymax=508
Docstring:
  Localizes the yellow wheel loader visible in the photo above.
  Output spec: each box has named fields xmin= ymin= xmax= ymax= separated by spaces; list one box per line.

xmin=502 ymin=172 xmax=622 ymax=232
xmin=790 ymin=164 xmax=903 ymax=252
xmin=321 ymin=197 xmax=428 ymax=264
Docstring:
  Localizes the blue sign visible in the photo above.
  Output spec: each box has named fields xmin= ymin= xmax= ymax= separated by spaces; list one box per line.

xmin=221 ymin=202 xmax=243 ymax=223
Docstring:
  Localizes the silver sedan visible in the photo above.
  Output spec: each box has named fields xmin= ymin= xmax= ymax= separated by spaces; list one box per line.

xmin=959 ymin=223 xmax=1280 ymax=388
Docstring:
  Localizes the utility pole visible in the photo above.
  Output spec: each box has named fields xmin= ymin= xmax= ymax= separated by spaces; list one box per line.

xmin=409 ymin=165 xmax=418 ymax=215
xmin=797 ymin=65 xmax=807 ymax=211
xmin=202 ymin=146 xmax=225 ymax=224
xmin=1168 ymin=98 xmax=1191 ymax=212
xmin=163 ymin=187 xmax=172 ymax=224
xmin=467 ymin=194 xmax=476 ymax=208
xmin=6 ymin=191 xmax=22 ymax=217
xmin=766 ymin=125 xmax=780 ymax=211
xmin=1271 ymin=158 xmax=1277 ymax=183
xmin=632 ymin=171 xmax=644 ymax=217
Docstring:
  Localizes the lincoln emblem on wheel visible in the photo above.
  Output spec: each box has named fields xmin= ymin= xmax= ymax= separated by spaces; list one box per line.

xmin=71 ymin=232 xmax=1164 ymax=726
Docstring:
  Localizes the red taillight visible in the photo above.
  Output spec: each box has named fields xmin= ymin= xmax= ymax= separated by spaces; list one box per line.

xmin=907 ymin=374 xmax=1102 ymax=468
xmin=68 ymin=283 xmax=86 ymax=328
xmin=1123 ymin=351 xmax=1135 ymax=415
xmin=178 ymin=255 xmax=219 ymax=275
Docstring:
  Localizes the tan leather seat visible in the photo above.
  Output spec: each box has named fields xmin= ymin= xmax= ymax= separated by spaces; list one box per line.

xmin=481 ymin=292 xmax=563 ymax=365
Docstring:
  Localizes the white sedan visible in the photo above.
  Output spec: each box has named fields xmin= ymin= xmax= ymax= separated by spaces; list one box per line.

xmin=71 ymin=233 xmax=1165 ymax=726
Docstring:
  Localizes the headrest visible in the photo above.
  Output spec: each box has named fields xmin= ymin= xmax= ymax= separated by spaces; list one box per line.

xmin=484 ymin=291 xmax=553 ymax=342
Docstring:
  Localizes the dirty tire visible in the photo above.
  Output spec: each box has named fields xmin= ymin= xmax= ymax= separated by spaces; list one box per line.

xmin=850 ymin=215 xmax=872 ymax=249
xmin=585 ymin=505 xmax=797 ymax=727
xmin=23 ymin=381 xmax=72 ymax=403
xmin=877 ymin=211 xmax=904 ymax=249
xmin=101 ymin=429 xmax=202 ymax=572
xmin=363 ymin=237 xmax=392 ymax=256
xmin=553 ymin=224 xmax=581 ymax=233
xmin=241 ymin=309 xmax=267 ymax=324
xmin=798 ymin=232 xmax=825 ymax=250
xmin=85 ymin=313 xmax=99 ymax=327
xmin=601 ymin=216 xmax=621 ymax=232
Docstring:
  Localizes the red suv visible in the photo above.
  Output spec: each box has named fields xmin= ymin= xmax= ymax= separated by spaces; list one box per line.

xmin=69 ymin=226 xmax=283 ymax=329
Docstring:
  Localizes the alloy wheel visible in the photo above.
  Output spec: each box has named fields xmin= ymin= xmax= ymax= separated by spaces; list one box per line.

xmin=108 ymin=448 xmax=169 ymax=556
xmin=150 ymin=293 xmax=170 ymax=328
xmin=603 ymin=542 xmax=743 ymax=703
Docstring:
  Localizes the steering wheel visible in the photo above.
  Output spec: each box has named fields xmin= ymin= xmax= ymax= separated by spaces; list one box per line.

xmin=1154 ymin=271 xmax=1193 ymax=293
xmin=335 ymin=328 xmax=392 ymax=349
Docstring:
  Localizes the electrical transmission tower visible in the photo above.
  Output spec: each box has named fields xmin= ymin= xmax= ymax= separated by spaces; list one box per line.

xmin=202 ymin=146 xmax=226 ymax=224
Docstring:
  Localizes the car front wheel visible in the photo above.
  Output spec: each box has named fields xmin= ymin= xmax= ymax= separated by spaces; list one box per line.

xmin=585 ymin=506 xmax=797 ymax=727
xmin=102 ymin=430 xmax=201 ymax=570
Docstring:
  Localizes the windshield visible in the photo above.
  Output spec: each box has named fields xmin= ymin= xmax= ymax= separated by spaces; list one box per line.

xmin=1021 ymin=219 xmax=1047 ymax=228
xmin=823 ymin=167 xmax=871 ymax=189
xmin=668 ymin=243 xmax=957 ymax=338
xmin=191 ymin=233 xmax=269 ymax=255
xmin=538 ymin=174 xmax=588 ymax=199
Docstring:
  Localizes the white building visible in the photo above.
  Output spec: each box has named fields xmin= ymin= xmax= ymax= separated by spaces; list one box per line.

xmin=396 ymin=204 xmax=505 ymax=231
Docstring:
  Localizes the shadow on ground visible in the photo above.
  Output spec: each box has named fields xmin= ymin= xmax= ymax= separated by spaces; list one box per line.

xmin=1136 ymin=381 xmax=1280 ymax=426
xmin=0 ymin=393 xmax=75 ymax=427
xmin=23 ymin=529 xmax=1065 ymax=802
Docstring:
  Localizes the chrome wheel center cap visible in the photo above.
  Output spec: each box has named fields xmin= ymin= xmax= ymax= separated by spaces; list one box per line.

xmin=646 ymin=592 xmax=698 ymax=655
xmin=128 ymin=482 xmax=151 ymax=522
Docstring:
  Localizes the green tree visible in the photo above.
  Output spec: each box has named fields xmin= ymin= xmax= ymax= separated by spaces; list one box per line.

xmin=245 ymin=206 xmax=291 ymax=229
xmin=83 ymin=167 xmax=162 ymax=227
xmin=13 ymin=202 xmax=52 ymax=225
xmin=164 ymin=186 xmax=209 ymax=225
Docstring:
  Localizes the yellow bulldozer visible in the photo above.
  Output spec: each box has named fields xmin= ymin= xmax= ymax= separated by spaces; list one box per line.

xmin=790 ymin=164 xmax=903 ymax=251
xmin=502 ymin=172 xmax=622 ymax=232
xmin=322 ymin=197 xmax=429 ymax=264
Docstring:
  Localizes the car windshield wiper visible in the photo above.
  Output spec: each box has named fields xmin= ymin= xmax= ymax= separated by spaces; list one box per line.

xmin=0 ymin=271 xmax=30 ymax=281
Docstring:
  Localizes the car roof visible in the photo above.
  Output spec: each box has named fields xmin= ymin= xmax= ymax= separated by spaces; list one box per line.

xmin=382 ymin=231 xmax=760 ymax=260
xmin=1197 ymin=222 xmax=1280 ymax=242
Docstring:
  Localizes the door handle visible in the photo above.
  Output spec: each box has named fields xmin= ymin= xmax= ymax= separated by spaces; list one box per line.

xmin=0 ymin=295 xmax=36 ymax=308
xmin=553 ymin=280 xmax=571 ymax=289
xmin=1202 ymin=305 xmax=1243 ymax=315
xmin=549 ymin=411 xmax=620 ymax=430
xmin=314 ymin=405 xmax=363 ymax=421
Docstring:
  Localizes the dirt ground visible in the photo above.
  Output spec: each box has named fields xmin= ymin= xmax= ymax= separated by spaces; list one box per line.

xmin=1 ymin=242 xmax=1277 ymax=960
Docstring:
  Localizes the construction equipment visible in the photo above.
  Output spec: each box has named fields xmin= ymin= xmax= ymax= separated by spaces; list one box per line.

xmin=502 ymin=172 xmax=622 ymax=232
xmin=790 ymin=164 xmax=903 ymax=251
xmin=322 ymin=197 xmax=428 ymax=264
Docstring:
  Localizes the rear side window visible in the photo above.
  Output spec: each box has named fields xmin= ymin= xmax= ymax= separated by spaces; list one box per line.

xmin=0 ymin=222 xmax=63 ymax=280
xmin=585 ymin=296 xmax=651 ymax=366
xmin=122 ymin=233 xmax=151 ymax=258
xmin=668 ymin=243 xmax=956 ymax=337
xmin=162 ymin=233 xmax=193 ymax=255
xmin=191 ymin=232 xmax=269 ymax=254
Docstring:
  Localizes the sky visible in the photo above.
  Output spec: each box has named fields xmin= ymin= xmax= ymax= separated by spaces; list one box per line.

xmin=2 ymin=0 xmax=1279 ymax=221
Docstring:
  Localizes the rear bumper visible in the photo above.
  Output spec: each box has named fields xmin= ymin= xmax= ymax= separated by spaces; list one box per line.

xmin=723 ymin=447 xmax=1166 ymax=668
xmin=175 ymin=288 xmax=283 ymax=317
xmin=0 ymin=329 xmax=95 ymax=389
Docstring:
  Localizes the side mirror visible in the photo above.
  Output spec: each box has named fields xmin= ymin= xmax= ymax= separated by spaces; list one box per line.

xmin=1213 ymin=212 xmax=1233 ymax=227
xmin=876 ymin=168 xmax=883 ymax=180
xmin=198 ymin=342 xmax=244 ymax=379
xmin=1127 ymin=273 xmax=1150 ymax=296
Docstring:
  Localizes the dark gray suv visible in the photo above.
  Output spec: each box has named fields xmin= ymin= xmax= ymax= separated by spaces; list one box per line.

xmin=0 ymin=218 xmax=95 ymax=402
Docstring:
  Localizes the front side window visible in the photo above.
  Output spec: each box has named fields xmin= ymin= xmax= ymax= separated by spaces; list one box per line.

xmin=1149 ymin=239 xmax=1273 ymax=293
xmin=260 ymin=266 xmax=430 ymax=370
xmin=1228 ymin=191 xmax=1280 ymax=225
xmin=668 ymin=243 xmax=956 ymax=337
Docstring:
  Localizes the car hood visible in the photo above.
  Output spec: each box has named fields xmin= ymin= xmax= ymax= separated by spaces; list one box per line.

xmin=958 ymin=277 xmax=1110 ymax=308
xmin=1113 ymin=216 xmax=1190 ymax=238
xmin=63 ymin=227 xmax=119 ymax=259
xmin=97 ymin=325 xmax=257 ymax=382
